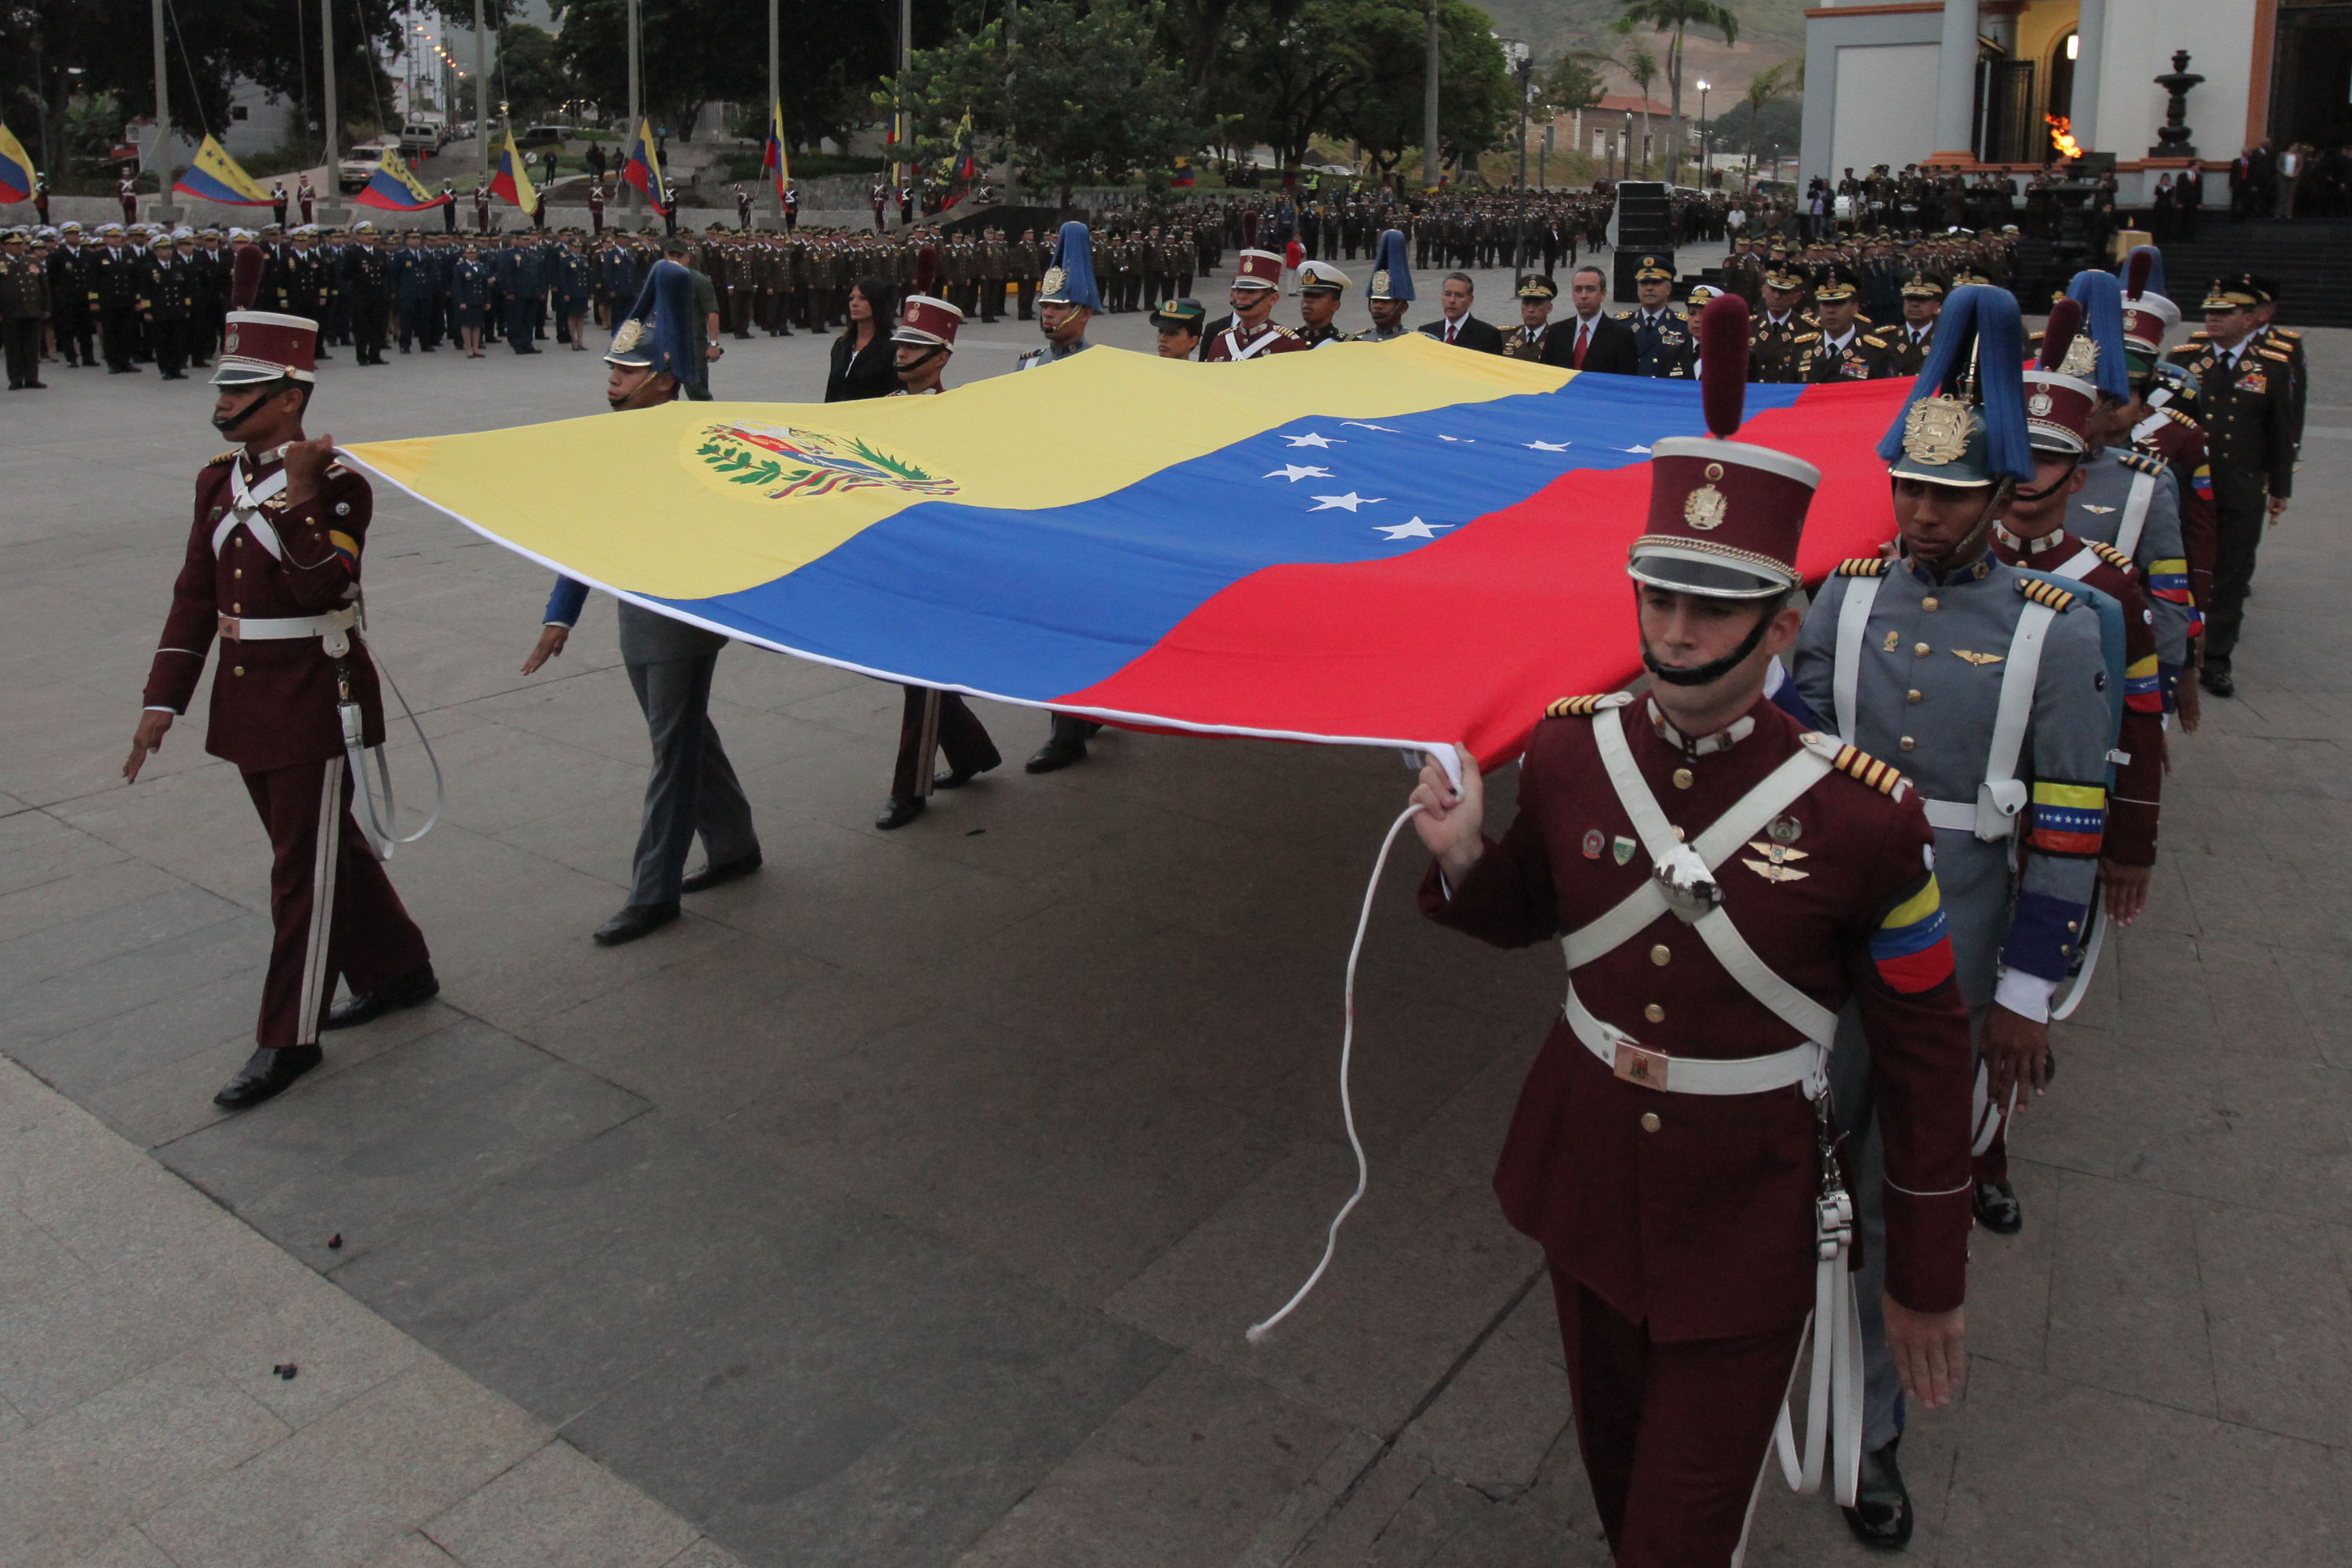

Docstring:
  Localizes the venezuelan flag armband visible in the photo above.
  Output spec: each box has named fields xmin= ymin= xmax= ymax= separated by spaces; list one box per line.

xmin=1870 ymin=877 xmax=1955 ymax=994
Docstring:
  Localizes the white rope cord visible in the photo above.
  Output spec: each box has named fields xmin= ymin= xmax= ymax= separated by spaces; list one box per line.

xmin=1247 ymin=800 xmax=1426 ymax=1344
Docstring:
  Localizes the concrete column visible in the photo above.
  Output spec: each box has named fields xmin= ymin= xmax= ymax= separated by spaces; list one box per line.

xmin=2072 ymin=0 xmax=2107 ymax=151
xmin=1933 ymin=0 xmax=1980 ymax=159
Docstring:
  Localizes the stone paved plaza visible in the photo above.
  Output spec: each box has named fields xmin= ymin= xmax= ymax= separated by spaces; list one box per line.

xmin=2 ymin=265 xmax=2348 ymax=1567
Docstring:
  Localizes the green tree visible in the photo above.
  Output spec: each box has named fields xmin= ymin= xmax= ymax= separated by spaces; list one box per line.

xmin=1317 ymin=0 xmax=1510 ymax=182
xmin=494 ymin=23 xmax=573 ymax=124
xmin=888 ymin=2 xmax=1200 ymax=205
xmin=1537 ymin=51 xmax=1608 ymax=116
xmin=1737 ymin=57 xmax=1799 ymax=177
xmin=1610 ymin=0 xmax=1738 ymax=180
xmin=1618 ymin=37 xmax=1659 ymax=176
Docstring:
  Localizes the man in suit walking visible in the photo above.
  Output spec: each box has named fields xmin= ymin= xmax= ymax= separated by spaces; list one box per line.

xmin=1417 ymin=271 xmax=1504 ymax=353
xmin=521 ymin=260 xmax=763 ymax=945
xmin=1543 ymin=264 xmax=1638 ymax=373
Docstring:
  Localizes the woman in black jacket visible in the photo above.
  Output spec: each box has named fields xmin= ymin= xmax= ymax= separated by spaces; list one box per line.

xmin=824 ymin=276 xmax=899 ymax=401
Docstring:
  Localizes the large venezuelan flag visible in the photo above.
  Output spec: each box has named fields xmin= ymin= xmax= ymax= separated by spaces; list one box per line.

xmin=487 ymin=131 xmax=538 ymax=212
xmin=343 ymin=339 xmax=1910 ymax=765
xmin=172 ymin=134 xmax=274 ymax=207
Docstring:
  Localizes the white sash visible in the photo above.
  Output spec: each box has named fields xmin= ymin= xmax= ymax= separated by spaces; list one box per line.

xmin=1221 ymin=325 xmax=1284 ymax=361
xmin=214 ymin=462 xmax=289 ymax=560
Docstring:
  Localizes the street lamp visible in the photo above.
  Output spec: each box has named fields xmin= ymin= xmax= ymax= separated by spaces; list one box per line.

xmin=1696 ymin=79 xmax=1710 ymax=186
xmin=1501 ymin=38 xmax=1531 ymax=269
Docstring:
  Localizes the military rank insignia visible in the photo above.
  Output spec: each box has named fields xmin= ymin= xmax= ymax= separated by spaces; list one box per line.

xmin=1742 ymin=840 xmax=1810 ymax=882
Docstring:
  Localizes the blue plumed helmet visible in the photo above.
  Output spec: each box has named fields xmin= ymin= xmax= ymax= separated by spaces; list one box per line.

xmin=1367 ymin=228 xmax=1415 ymax=303
xmin=1037 ymin=221 xmax=1101 ymax=310
xmin=606 ymin=258 xmax=704 ymax=392
xmin=1879 ymin=284 xmax=2034 ymax=488
xmin=2062 ymin=268 xmax=2132 ymax=402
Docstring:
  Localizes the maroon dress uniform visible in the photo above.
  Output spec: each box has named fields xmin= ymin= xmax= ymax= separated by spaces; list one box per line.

xmin=1418 ymin=296 xmax=1973 ymax=1567
xmin=142 ymin=314 xmax=430 ymax=1053
xmin=2121 ymin=283 xmax=2218 ymax=630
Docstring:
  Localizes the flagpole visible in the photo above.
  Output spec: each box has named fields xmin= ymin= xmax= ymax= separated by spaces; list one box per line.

xmin=626 ymin=0 xmax=641 ymax=220
xmin=768 ymin=0 xmax=781 ymax=224
xmin=318 ymin=0 xmax=343 ymax=226
xmin=151 ymin=0 xmax=180 ymax=221
xmin=474 ymin=0 xmax=488 ymax=197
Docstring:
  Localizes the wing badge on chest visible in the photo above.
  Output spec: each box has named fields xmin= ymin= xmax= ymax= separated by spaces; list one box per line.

xmin=1741 ymin=841 xmax=1811 ymax=882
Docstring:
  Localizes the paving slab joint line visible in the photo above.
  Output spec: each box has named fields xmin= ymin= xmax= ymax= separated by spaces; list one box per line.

xmin=1276 ymin=1262 xmax=1546 ymax=1565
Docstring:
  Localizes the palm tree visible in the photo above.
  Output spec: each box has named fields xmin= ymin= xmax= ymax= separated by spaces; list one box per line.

xmin=1622 ymin=40 xmax=1661 ymax=178
xmin=1742 ymin=58 xmax=1798 ymax=185
xmin=1613 ymin=0 xmax=1740 ymax=180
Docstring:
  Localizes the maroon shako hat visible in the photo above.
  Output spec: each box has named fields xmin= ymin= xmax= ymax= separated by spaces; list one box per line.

xmin=212 ymin=310 xmax=318 ymax=387
xmin=2020 ymin=296 xmax=2099 ymax=455
xmin=1627 ymin=295 xmax=1822 ymax=600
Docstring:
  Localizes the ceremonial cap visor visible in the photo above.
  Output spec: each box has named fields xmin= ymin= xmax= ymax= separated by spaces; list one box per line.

xmin=212 ymin=311 xmax=318 ymax=386
xmin=1232 ymin=249 xmax=1284 ymax=289
xmin=1296 ymin=259 xmax=1351 ymax=294
xmin=2202 ymin=274 xmax=2267 ymax=309
xmin=1514 ymin=273 xmax=1556 ymax=299
xmin=891 ymin=293 xmax=964 ymax=348
xmin=1813 ymin=264 xmax=1860 ymax=302
xmin=1632 ymin=253 xmax=1673 ymax=282
xmin=1899 ymin=272 xmax=1944 ymax=297
xmin=1628 ymin=295 xmax=1820 ymax=601
xmin=1149 ymin=296 xmax=1207 ymax=329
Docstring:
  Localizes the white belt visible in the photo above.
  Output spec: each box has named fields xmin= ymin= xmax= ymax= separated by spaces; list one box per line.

xmin=1920 ymin=779 xmax=2028 ymax=840
xmin=218 ymin=604 xmax=358 ymax=657
xmin=1563 ymin=982 xmax=1823 ymax=1096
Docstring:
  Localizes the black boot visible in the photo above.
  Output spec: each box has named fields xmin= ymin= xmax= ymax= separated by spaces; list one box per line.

xmin=212 ymin=1044 xmax=323 ymax=1109
xmin=1841 ymin=1436 xmax=1914 ymax=1550
xmin=323 ymin=964 xmax=440 ymax=1030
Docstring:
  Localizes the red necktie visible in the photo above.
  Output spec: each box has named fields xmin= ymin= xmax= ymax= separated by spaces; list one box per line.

xmin=1574 ymin=321 xmax=1591 ymax=368
xmin=1446 ymin=320 xmax=1458 ymax=343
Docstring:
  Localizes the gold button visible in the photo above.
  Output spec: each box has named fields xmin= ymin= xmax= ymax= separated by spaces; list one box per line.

xmin=231 ymin=603 xmax=240 ymax=614
xmin=1644 ymin=1004 xmax=1665 ymax=1023
xmin=2067 ymin=920 xmax=2080 ymax=932
xmin=1650 ymin=944 xmax=1671 ymax=966
xmin=1906 ymin=688 xmax=1922 ymax=703
xmin=1900 ymin=736 xmax=1915 ymax=751
xmin=1671 ymin=825 xmax=1686 ymax=841
xmin=1640 ymin=1112 xmax=1662 ymax=1133
xmin=1922 ymin=596 xmax=1940 ymax=611
xmin=233 ymin=568 xmax=242 ymax=579
xmin=232 ymin=666 xmax=245 ymax=676
xmin=1671 ymin=768 xmax=1694 ymax=789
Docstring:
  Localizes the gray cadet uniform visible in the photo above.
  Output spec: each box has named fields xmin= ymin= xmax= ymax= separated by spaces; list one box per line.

xmin=2067 ymin=446 xmax=2191 ymax=699
xmin=1792 ymin=553 xmax=2112 ymax=1453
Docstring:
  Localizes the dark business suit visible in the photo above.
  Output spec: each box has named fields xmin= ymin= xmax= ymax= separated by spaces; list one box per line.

xmin=1539 ymin=311 xmax=1639 ymax=374
xmin=1417 ymin=313 xmax=1505 ymax=354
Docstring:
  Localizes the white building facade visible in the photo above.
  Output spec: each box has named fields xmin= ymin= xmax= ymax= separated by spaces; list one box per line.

xmin=1799 ymin=0 xmax=2318 ymax=205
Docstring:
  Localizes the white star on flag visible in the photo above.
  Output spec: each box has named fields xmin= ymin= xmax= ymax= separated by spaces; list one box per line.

xmin=1264 ymin=464 xmax=1334 ymax=482
xmin=1435 ymin=434 xmax=1475 ymax=443
xmin=1524 ymin=440 xmax=1572 ymax=452
xmin=1618 ymin=444 xmax=1653 ymax=454
xmin=1308 ymin=492 xmax=1385 ymax=512
xmin=1375 ymin=517 xmax=1450 ymax=540
xmin=1283 ymin=432 xmax=1342 ymax=448
xmin=1340 ymin=421 xmax=1402 ymax=433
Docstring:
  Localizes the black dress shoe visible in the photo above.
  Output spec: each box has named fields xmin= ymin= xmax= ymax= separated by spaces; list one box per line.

xmin=324 ymin=964 xmax=441 ymax=1030
xmin=932 ymin=750 xmax=1003 ymax=790
xmin=680 ymin=851 xmax=762 ymax=893
xmin=1025 ymin=737 xmax=1087 ymax=774
xmin=2201 ymin=664 xmax=2236 ymax=698
xmin=1841 ymin=1436 xmax=1914 ymax=1550
xmin=212 ymin=1044 xmax=322 ymax=1109
xmin=876 ymin=795 xmax=927 ymax=829
xmin=593 ymin=902 xmax=679 ymax=946
xmin=1973 ymin=1180 xmax=2024 ymax=1234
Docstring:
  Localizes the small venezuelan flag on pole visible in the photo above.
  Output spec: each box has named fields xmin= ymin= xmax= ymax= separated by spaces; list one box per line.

xmin=761 ymin=100 xmax=789 ymax=198
xmin=488 ymin=129 xmax=539 ymax=213
xmin=622 ymin=118 xmax=665 ymax=203
xmin=0 ymin=121 xmax=34 ymax=204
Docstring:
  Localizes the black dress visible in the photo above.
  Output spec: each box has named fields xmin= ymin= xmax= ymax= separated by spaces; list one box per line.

xmin=826 ymin=328 xmax=897 ymax=402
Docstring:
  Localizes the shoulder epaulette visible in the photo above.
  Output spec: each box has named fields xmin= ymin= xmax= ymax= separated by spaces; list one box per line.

xmin=2164 ymin=405 xmax=2198 ymax=427
xmin=2273 ymin=327 xmax=2301 ymax=341
xmin=2259 ymin=347 xmax=2290 ymax=363
xmin=1799 ymin=731 xmax=1909 ymax=798
xmin=2086 ymin=539 xmax=2133 ymax=573
xmin=1795 ymin=332 xmax=1820 ymax=343
xmin=1271 ymin=325 xmax=1298 ymax=338
xmin=2187 ymin=328 xmax=2210 ymax=340
xmin=2017 ymin=577 xmax=2076 ymax=611
xmin=1608 ymin=309 xmax=1633 ymax=320
xmin=1861 ymin=334 xmax=1888 ymax=348
xmin=1544 ymin=691 xmax=1635 ymax=719
xmin=1835 ymin=557 xmax=1891 ymax=576
xmin=207 ymin=448 xmax=239 ymax=466
xmin=2116 ymin=448 xmax=2166 ymax=476
xmin=1015 ymin=347 xmax=1043 ymax=361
